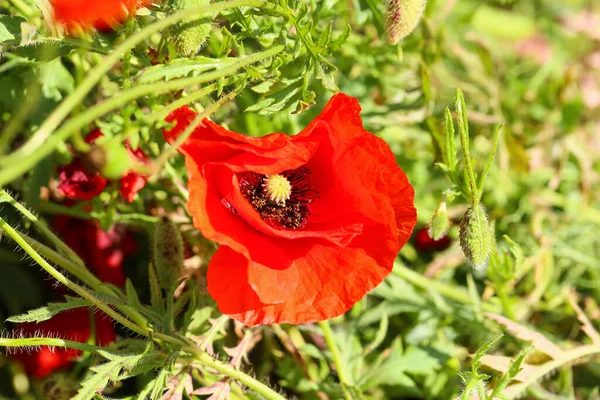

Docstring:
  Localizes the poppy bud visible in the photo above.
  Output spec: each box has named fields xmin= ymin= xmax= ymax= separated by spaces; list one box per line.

xmin=459 ymin=203 xmax=495 ymax=270
xmin=168 ymin=0 xmax=213 ymax=58
xmin=85 ymin=140 xmax=133 ymax=180
xmin=428 ymin=200 xmax=450 ymax=240
xmin=42 ymin=372 xmax=78 ymax=400
xmin=153 ymin=216 xmax=184 ymax=290
xmin=384 ymin=0 xmax=427 ymax=45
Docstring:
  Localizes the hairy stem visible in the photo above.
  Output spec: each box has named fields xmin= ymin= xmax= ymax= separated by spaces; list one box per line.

xmin=0 ymin=217 xmax=149 ymax=336
xmin=318 ymin=320 xmax=353 ymax=399
xmin=190 ymin=349 xmax=288 ymax=400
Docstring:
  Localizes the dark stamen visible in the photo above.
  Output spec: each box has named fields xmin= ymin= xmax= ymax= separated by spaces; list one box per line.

xmin=237 ymin=167 xmax=318 ymax=229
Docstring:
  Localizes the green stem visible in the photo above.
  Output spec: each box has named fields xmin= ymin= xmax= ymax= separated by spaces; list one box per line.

xmin=495 ymin=283 xmax=515 ymax=320
xmin=40 ymin=201 xmax=161 ymax=226
xmin=318 ymin=320 xmax=352 ymax=399
xmin=0 ymin=217 xmax=148 ymax=337
xmin=392 ymin=263 xmax=499 ymax=313
xmin=455 ymin=88 xmax=478 ymax=204
xmin=1 ymin=189 xmax=84 ymax=266
xmin=0 ymin=0 xmax=287 ymax=168
xmin=0 ymin=337 xmax=103 ymax=353
xmin=191 ymin=349 xmax=288 ymax=400
xmin=0 ymin=46 xmax=283 ymax=186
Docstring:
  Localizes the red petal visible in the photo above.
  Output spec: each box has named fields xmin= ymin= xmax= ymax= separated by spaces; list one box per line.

xmin=207 ymin=244 xmax=391 ymax=326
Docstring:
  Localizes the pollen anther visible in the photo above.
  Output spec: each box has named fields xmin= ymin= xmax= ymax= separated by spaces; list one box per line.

xmin=263 ymin=174 xmax=292 ymax=205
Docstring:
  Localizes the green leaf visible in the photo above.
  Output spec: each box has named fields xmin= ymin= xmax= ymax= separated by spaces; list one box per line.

xmin=126 ymin=279 xmax=142 ymax=309
xmin=75 ymin=344 xmax=160 ymax=399
xmin=0 ymin=15 xmax=25 ymax=45
xmin=135 ymin=56 xmax=239 ymax=84
xmin=7 ymin=297 xmax=90 ymax=323
xmin=472 ymin=334 xmax=503 ymax=377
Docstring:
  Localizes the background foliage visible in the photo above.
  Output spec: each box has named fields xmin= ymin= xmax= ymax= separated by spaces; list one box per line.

xmin=1 ymin=0 xmax=600 ymax=399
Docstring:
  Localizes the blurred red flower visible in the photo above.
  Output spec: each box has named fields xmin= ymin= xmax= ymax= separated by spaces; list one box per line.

xmin=56 ymin=129 xmax=149 ymax=203
xmin=119 ymin=143 xmax=149 ymax=202
xmin=163 ymin=93 xmax=416 ymax=326
xmin=53 ymin=215 xmax=137 ymax=286
xmin=57 ymin=159 xmax=107 ymax=200
xmin=51 ymin=0 xmax=152 ymax=33
xmin=414 ymin=226 xmax=452 ymax=252
xmin=12 ymin=309 xmax=116 ymax=379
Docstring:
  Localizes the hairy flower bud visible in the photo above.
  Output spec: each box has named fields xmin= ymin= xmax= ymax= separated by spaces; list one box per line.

xmin=168 ymin=0 xmax=213 ymax=57
xmin=459 ymin=203 xmax=495 ymax=270
xmin=153 ymin=216 xmax=184 ymax=290
xmin=385 ymin=0 xmax=427 ymax=45
xmin=428 ymin=200 xmax=450 ymax=240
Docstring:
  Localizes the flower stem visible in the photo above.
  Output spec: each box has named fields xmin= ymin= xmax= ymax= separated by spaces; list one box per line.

xmin=318 ymin=320 xmax=353 ymax=399
xmin=0 ymin=217 xmax=149 ymax=337
xmin=0 ymin=188 xmax=85 ymax=267
xmin=0 ymin=337 xmax=103 ymax=353
xmin=190 ymin=349 xmax=288 ymax=400
xmin=455 ymin=88 xmax=478 ymax=204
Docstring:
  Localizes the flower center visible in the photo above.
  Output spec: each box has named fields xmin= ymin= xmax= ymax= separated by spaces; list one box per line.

xmin=237 ymin=167 xmax=318 ymax=229
xmin=263 ymin=174 xmax=292 ymax=205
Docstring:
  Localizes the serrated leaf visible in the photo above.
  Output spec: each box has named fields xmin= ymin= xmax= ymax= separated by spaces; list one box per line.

xmin=472 ymin=334 xmax=503 ymax=375
xmin=126 ymin=278 xmax=142 ymax=309
xmin=7 ymin=296 xmax=90 ymax=323
xmin=75 ymin=345 xmax=160 ymax=399
xmin=135 ymin=57 xmax=239 ymax=84
xmin=0 ymin=15 xmax=25 ymax=44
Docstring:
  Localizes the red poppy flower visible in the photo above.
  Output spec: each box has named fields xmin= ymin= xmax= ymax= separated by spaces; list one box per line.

xmin=12 ymin=309 xmax=116 ymax=379
xmin=58 ymin=130 xmax=149 ymax=203
xmin=163 ymin=93 xmax=416 ymax=326
xmin=51 ymin=0 xmax=152 ymax=33
xmin=119 ymin=143 xmax=149 ymax=203
xmin=53 ymin=216 xmax=137 ymax=286
xmin=57 ymin=159 xmax=107 ymax=200
xmin=414 ymin=226 xmax=452 ymax=252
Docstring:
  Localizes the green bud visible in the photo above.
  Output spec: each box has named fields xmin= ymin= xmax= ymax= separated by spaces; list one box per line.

xmin=429 ymin=200 xmax=450 ymax=240
xmin=85 ymin=139 xmax=132 ymax=180
xmin=168 ymin=0 xmax=214 ymax=58
xmin=459 ymin=203 xmax=495 ymax=270
xmin=153 ymin=216 xmax=184 ymax=290
xmin=384 ymin=0 xmax=427 ymax=45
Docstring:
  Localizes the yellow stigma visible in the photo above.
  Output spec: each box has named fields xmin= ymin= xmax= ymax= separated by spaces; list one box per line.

xmin=264 ymin=174 xmax=292 ymax=205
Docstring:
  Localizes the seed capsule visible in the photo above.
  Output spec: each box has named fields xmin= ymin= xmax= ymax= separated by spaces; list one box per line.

xmin=153 ymin=216 xmax=184 ymax=290
xmin=459 ymin=203 xmax=495 ymax=270
xmin=384 ymin=0 xmax=427 ymax=45
xmin=168 ymin=0 xmax=213 ymax=57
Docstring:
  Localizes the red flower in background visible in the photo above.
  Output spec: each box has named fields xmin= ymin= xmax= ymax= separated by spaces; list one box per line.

xmin=56 ymin=129 xmax=149 ymax=203
xmin=414 ymin=227 xmax=452 ymax=252
xmin=51 ymin=0 xmax=152 ymax=33
xmin=120 ymin=143 xmax=150 ymax=202
xmin=12 ymin=309 xmax=116 ymax=379
xmin=163 ymin=93 xmax=416 ymax=326
xmin=57 ymin=159 xmax=107 ymax=200
xmin=53 ymin=216 xmax=137 ymax=286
